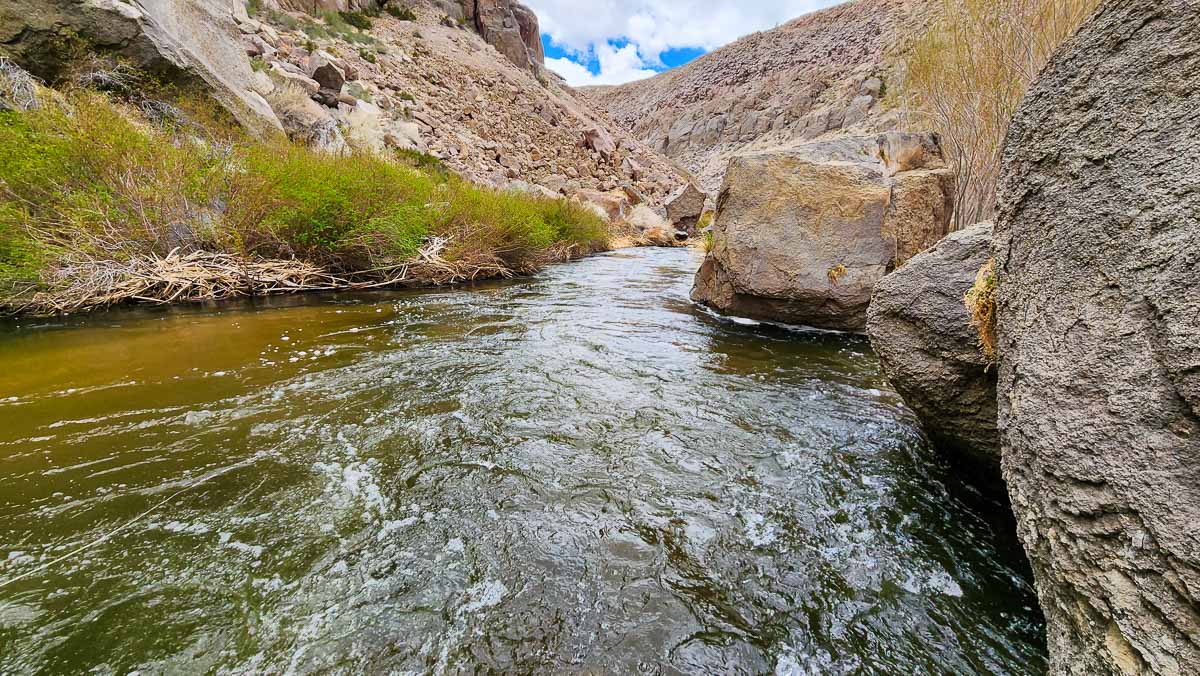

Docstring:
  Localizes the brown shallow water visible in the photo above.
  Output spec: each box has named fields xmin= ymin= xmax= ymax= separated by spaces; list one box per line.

xmin=0 ymin=247 xmax=1044 ymax=673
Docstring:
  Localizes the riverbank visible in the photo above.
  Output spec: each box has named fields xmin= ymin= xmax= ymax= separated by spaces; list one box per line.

xmin=0 ymin=73 xmax=614 ymax=316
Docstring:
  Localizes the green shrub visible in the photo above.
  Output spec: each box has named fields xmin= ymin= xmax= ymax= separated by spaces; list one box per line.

xmin=268 ymin=10 xmax=300 ymax=30
xmin=301 ymin=20 xmax=330 ymax=40
xmin=0 ymin=95 xmax=226 ymax=257
xmin=226 ymin=143 xmax=439 ymax=266
xmin=308 ymin=11 xmax=379 ymax=45
xmin=395 ymin=148 xmax=448 ymax=177
xmin=0 ymin=87 xmax=614 ymax=311
xmin=338 ymin=11 xmax=373 ymax=30
xmin=388 ymin=6 xmax=418 ymax=21
xmin=0 ymin=206 xmax=52 ymax=289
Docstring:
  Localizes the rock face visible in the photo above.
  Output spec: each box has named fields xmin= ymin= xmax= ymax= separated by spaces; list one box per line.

xmin=692 ymin=131 xmax=953 ymax=331
xmin=0 ymin=0 xmax=281 ymax=135
xmin=584 ymin=0 xmax=939 ymax=191
xmin=995 ymin=0 xmax=1200 ymax=672
xmin=461 ymin=0 xmax=544 ymax=73
xmin=867 ymin=222 xmax=997 ymax=466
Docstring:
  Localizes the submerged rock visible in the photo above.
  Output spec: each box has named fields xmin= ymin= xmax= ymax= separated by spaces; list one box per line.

xmin=867 ymin=222 xmax=997 ymax=467
xmin=995 ymin=0 xmax=1200 ymax=672
xmin=692 ymin=131 xmax=953 ymax=331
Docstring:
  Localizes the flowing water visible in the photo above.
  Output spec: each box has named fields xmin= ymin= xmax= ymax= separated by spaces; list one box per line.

xmin=0 ymin=248 xmax=1045 ymax=674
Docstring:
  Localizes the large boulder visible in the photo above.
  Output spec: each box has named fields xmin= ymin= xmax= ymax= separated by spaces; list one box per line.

xmin=995 ymin=0 xmax=1200 ymax=673
xmin=627 ymin=205 xmax=684 ymax=247
xmin=692 ymin=132 xmax=954 ymax=331
xmin=307 ymin=50 xmax=347 ymax=93
xmin=665 ymin=182 xmax=706 ymax=235
xmin=461 ymin=0 xmax=544 ymax=73
xmin=580 ymin=126 xmax=617 ymax=164
xmin=867 ymin=223 xmax=998 ymax=467
xmin=572 ymin=188 xmax=630 ymax=224
xmin=0 ymin=0 xmax=281 ymax=135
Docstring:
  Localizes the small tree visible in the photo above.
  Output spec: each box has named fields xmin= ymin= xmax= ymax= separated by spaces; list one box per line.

xmin=902 ymin=0 xmax=1101 ymax=229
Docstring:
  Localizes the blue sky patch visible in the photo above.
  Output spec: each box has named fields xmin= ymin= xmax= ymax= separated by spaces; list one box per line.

xmin=541 ymin=34 xmax=705 ymax=76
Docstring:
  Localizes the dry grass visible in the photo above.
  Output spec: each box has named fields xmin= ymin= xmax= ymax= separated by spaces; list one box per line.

xmin=964 ymin=257 xmax=998 ymax=364
xmin=902 ymin=0 xmax=1101 ymax=228
xmin=827 ymin=264 xmax=848 ymax=286
xmin=0 ymin=58 xmax=40 ymax=112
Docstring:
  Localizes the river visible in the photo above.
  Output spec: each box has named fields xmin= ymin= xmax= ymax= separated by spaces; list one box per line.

xmin=0 ymin=247 xmax=1045 ymax=673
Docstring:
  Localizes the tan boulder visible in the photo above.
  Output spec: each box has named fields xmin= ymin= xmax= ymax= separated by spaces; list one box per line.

xmin=269 ymin=63 xmax=320 ymax=95
xmin=307 ymin=50 xmax=347 ymax=93
xmin=692 ymin=132 xmax=954 ymax=331
xmin=572 ymin=188 xmax=630 ymax=223
xmin=628 ymin=205 xmax=683 ymax=247
xmin=580 ymin=127 xmax=616 ymax=163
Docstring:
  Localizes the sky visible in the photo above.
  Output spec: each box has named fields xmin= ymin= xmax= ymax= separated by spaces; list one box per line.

xmin=523 ymin=0 xmax=848 ymax=86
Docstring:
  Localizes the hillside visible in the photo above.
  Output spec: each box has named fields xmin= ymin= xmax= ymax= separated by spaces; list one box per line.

xmin=583 ymin=0 xmax=936 ymax=191
xmin=0 ymin=0 xmax=687 ymax=202
xmin=0 ymin=0 xmax=698 ymax=315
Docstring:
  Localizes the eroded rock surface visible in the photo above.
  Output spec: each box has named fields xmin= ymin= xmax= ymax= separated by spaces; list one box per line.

xmin=0 ymin=0 xmax=281 ymax=134
xmin=867 ymin=222 xmax=997 ymax=466
xmin=692 ymin=132 xmax=953 ymax=331
xmin=461 ymin=0 xmax=544 ymax=73
xmin=995 ymin=0 xmax=1200 ymax=672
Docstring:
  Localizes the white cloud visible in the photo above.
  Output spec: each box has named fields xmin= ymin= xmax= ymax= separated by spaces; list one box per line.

xmin=528 ymin=0 xmax=848 ymax=84
xmin=547 ymin=42 xmax=659 ymax=86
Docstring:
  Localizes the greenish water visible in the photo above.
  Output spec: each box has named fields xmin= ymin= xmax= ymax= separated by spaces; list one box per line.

xmin=0 ymin=248 xmax=1044 ymax=673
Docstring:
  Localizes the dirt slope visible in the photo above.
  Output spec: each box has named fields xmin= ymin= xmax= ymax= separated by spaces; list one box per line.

xmin=583 ymin=0 xmax=936 ymax=192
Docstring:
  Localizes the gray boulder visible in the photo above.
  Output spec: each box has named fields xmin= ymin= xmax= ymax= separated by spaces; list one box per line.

xmin=665 ymin=182 xmax=706 ymax=235
xmin=995 ymin=0 xmax=1200 ymax=672
xmin=0 ymin=0 xmax=281 ymax=135
xmin=867 ymin=222 xmax=998 ymax=467
xmin=461 ymin=0 xmax=545 ymax=73
xmin=692 ymin=131 xmax=954 ymax=331
xmin=307 ymin=50 xmax=347 ymax=93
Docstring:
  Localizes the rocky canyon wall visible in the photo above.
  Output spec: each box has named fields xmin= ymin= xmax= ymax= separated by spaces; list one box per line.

xmin=995 ymin=0 xmax=1200 ymax=672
